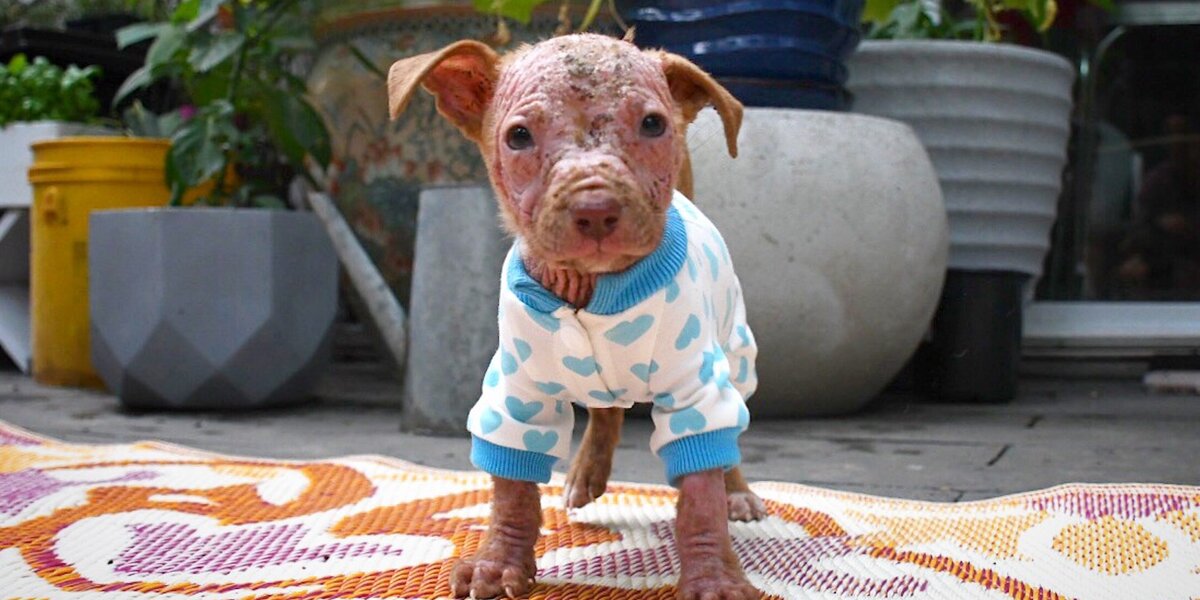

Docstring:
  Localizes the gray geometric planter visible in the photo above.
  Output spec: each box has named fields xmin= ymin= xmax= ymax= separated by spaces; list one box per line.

xmin=847 ymin=40 xmax=1075 ymax=280
xmin=88 ymin=209 xmax=338 ymax=409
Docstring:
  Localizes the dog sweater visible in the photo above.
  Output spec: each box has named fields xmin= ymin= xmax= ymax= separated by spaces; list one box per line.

xmin=467 ymin=191 xmax=758 ymax=484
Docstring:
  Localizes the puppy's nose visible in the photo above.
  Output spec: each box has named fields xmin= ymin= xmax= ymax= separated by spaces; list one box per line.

xmin=572 ymin=199 xmax=621 ymax=241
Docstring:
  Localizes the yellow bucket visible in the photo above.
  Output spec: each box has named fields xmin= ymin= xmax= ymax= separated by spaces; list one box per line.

xmin=28 ymin=137 xmax=172 ymax=389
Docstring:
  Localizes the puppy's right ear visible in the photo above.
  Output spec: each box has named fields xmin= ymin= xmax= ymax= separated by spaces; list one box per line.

xmin=387 ymin=40 xmax=500 ymax=142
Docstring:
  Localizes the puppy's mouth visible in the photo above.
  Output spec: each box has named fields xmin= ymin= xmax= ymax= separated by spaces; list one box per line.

xmin=531 ymin=179 xmax=664 ymax=275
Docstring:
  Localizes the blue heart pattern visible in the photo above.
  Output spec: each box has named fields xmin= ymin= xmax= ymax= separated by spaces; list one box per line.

xmin=737 ymin=325 xmax=752 ymax=349
xmin=686 ymin=255 xmax=698 ymax=282
xmin=505 ymin=395 xmax=543 ymax=423
xmin=480 ymin=408 xmax=503 ymax=434
xmin=665 ymin=280 xmax=680 ymax=303
xmin=711 ymin=230 xmax=731 ymax=264
xmin=500 ymin=349 xmax=518 ymax=375
xmin=675 ymin=314 xmax=701 ymax=351
xmin=630 ymin=360 xmax=659 ymax=382
xmin=535 ymin=381 xmax=566 ymax=395
xmin=736 ymin=356 xmax=750 ymax=384
xmin=699 ymin=350 xmax=715 ymax=384
xmin=588 ymin=388 xmax=627 ymax=403
xmin=653 ymin=392 xmax=676 ymax=408
xmin=702 ymin=243 xmax=720 ymax=281
xmin=483 ymin=366 xmax=499 ymax=387
xmin=523 ymin=430 xmax=559 ymax=453
xmin=562 ymin=355 xmax=599 ymax=377
xmin=604 ymin=314 xmax=655 ymax=346
xmin=524 ymin=305 xmax=560 ymax=333
xmin=513 ymin=338 xmax=532 ymax=362
xmin=669 ymin=407 xmax=707 ymax=434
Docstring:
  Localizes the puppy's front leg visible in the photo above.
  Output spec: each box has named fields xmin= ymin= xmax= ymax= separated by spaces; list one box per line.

xmin=676 ymin=469 xmax=760 ymax=600
xmin=451 ymin=477 xmax=541 ymax=599
xmin=564 ymin=407 xmax=623 ymax=509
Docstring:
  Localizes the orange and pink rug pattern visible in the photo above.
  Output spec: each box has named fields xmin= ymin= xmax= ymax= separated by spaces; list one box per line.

xmin=0 ymin=421 xmax=1197 ymax=599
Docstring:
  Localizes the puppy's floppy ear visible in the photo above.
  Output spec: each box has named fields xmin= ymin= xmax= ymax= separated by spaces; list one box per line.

xmin=655 ymin=52 xmax=743 ymax=158
xmin=387 ymin=40 xmax=500 ymax=141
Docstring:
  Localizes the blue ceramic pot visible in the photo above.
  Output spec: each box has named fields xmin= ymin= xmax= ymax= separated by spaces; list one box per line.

xmin=618 ymin=0 xmax=864 ymax=110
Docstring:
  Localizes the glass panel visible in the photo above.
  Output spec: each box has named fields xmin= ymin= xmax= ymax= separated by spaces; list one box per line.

xmin=1082 ymin=25 xmax=1200 ymax=300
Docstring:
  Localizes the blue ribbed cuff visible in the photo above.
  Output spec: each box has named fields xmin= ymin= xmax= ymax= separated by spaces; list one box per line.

xmin=470 ymin=435 xmax=558 ymax=483
xmin=657 ymin=427 xmax=742 ymax=486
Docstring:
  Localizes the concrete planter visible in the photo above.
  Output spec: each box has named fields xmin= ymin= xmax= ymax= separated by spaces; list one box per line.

xmin=846 ymin=40 xmax=1075 ymax=279
xmin=402 ymin=185 xmax=507 ymax=434
xmin=88 ymin=209 xmax=338 ymax=409
xmin=688 ymin=108 xmax=948 ymax=416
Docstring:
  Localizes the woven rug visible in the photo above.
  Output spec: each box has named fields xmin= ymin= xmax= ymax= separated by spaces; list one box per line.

xmin=1 ymin=421 xmax=1197 ymax=600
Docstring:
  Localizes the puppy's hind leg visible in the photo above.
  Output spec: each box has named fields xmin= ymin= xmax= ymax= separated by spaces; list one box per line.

xmin=564 ymin=407 xmax=623 ymax=509
xmin=724 ymin=467 xmax=768 ymax=522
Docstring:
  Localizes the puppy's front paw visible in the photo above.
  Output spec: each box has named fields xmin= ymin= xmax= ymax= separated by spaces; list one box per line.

xmin=450 ymin=555 xmax=535 ymax=599
xmin=726 ymin=491 xmax=768 ymax=522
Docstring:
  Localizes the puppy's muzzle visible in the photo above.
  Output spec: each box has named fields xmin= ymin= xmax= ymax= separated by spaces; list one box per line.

xmin=572 ymin=197 xmax=623 ymax=241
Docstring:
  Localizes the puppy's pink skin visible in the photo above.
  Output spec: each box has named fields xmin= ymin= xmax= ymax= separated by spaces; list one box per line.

xmin=485 ymin=35 xmax=681 ymax=275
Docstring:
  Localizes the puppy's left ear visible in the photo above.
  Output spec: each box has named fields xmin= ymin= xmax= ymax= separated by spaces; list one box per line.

xmin=387 ymin=40 xmax=501 ymax=142
xmin=655 ymin=52 xmax=743 ymax=158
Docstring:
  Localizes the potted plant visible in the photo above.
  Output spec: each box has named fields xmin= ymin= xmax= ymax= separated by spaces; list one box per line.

xmin=0 ymin=52 xmax=114 ymax=380
xmin=846 ymin=0 xmax=1092 ymax=401
xmin=85 ymin=0 xmax=338 ymax=409
xmin=0 ymin=0 xmax=164 ymax=115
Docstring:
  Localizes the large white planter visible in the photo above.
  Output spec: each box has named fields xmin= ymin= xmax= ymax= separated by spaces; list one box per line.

xmin=688 ymin=108 xmax=947 ymax=416
xmin=846 ymin=40 xmax=1075 ymax=279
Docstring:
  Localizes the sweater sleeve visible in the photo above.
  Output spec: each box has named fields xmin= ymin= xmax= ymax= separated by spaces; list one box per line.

xmin=466 ymin=300 xmax=575 ymax=484
xmin=645 ymin=253 xmax=751 ymax=485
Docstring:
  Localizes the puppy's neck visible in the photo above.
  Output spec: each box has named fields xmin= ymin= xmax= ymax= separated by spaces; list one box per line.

xmin=522 ymin=253 xmax=597 ymax=309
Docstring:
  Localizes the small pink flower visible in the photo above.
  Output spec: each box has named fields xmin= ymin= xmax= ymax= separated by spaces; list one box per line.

xmin=179 ymin=105 xmax=196 ymax=121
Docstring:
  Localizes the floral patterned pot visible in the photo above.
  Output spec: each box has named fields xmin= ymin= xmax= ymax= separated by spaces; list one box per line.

xmin=309 ymin=4 xmax=610 ymax=306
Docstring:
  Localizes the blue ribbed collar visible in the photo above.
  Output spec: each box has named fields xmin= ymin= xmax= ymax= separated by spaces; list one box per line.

xmin=507 ymin=205 xmax=687 ymax=316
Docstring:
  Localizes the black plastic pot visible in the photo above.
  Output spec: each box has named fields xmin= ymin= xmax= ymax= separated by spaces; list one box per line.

xmin=921 ymin=270 xmax=1029 ymax=403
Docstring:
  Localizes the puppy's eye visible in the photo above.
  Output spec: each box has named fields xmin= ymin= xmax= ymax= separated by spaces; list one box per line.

xmin=640 ymin=114 xmax=666 ymax=138
xmin=506 ymin=125 xmax=534 ymax=150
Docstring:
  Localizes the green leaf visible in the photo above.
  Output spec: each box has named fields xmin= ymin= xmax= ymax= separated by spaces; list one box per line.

xmin=171 ymin=0 xmax=202 ymax=23
xmin=166 ymin=101 xmax=236 ymax=191
xmin=116 ymin=22 xmax=167 ymax=49
xmin=8 ymin=54 xmax=27 ymax=74
xmin=918 ymin=0 xmax=942 ymax=26
xmin=113 ymin=64 xmax=153 ymax=107
xmin=862 ymin=0 xmax=903 ymax=23
xmin=189 ymin=33 xmax=245 ymax=73
xmin=145 ymin=25 xmax=187 ymax=69
xmin=260 ymin=89 xmax=332 ymax=170
xmin=186 ymin=0 xmax=224 ymax=32
xmin=472 ymin=0 xmax=552 ymax=24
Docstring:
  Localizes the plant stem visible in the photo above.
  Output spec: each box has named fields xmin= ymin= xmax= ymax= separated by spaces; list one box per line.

xmin=215 ymin=0 xmax=301 ymax=205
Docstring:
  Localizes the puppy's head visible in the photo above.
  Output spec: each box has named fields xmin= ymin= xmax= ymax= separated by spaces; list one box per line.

xmin=387 ymin=33 xmax=741 ymax=274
